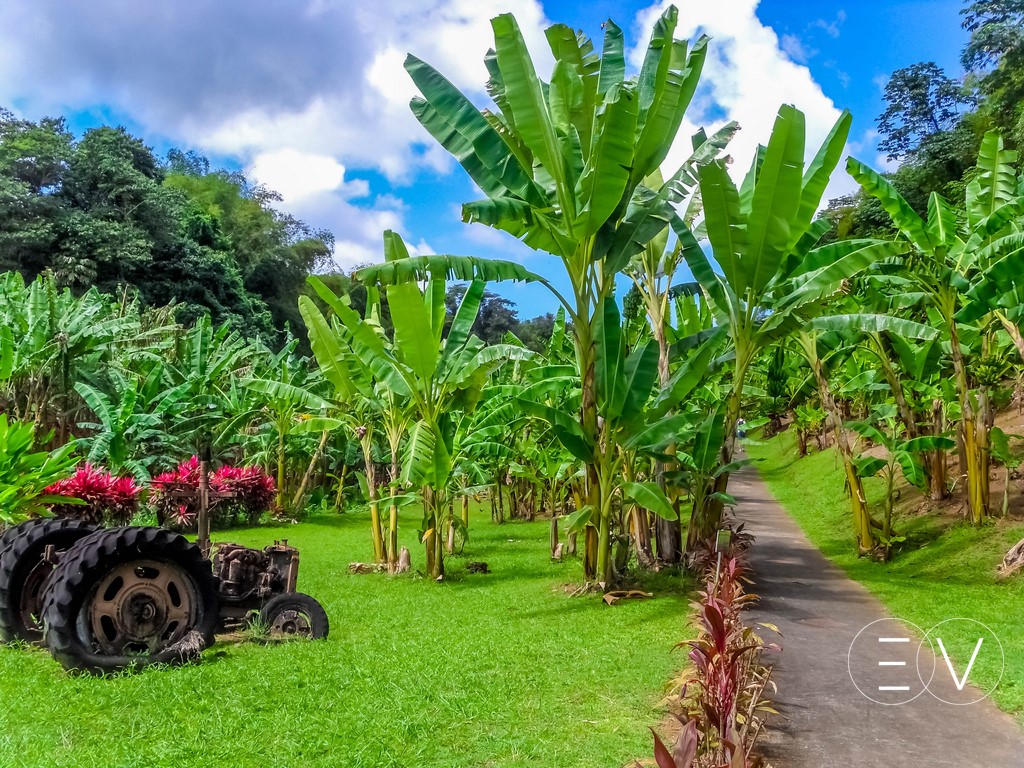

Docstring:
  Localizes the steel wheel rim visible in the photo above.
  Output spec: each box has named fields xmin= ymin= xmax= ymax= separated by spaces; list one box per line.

xmin=84 ymin=559 xmax=199 ymax=656
xmin=269 ymin=608 xmax=313 ymax=638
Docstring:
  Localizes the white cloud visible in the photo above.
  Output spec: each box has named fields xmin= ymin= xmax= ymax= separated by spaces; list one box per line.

xmin=248 ymin=148 xmax=368 ymax=203
xmin=781 ymin=33 xmax=813 ymax=64
xmin=631 ymin=0 xmax=856 ymax=206
xmin=813 ymin=10 xmax=846 ymax=39
xmin=0 ymin=0 xmax=551 ymax=271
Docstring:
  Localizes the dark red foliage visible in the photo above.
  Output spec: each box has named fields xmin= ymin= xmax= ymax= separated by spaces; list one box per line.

xmin=46 ymin=463 xmax=141 ymax=525
xmin=151 ymin=457 xmax=276 ymax=530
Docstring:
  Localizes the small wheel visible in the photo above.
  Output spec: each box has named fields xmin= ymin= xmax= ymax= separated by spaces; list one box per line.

xmin=0 ymin=518 xmax=97 ymax=643
xmin=42 ymin=526 xmax=219 ymax=674
xmin=259 ymin=593 xmax=329 ymax=640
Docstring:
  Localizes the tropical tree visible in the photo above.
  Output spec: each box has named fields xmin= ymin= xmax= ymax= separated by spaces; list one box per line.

xmin=306 ymin=233 xmax=532 ymax=578
xmin=674 ymin=105 xmax=898 ymax=546
xmin=402 ymin=5 xmax=725 ymax=584
xmin=848 ymin=130 xmax=1024 ymax=523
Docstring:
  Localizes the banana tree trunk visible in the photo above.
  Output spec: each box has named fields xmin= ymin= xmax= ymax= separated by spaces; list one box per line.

xmin=653 ymin=322 xmax=681 ymax=565
xmin=423 ymin=487 xmax=445 ymax=580
xmin=930 ymin=400 xmax=947 ymax=501
xmin=276 ymin=426 xmax=286 ymax=510
xmin=291 ymin=430 xmax=330 ymax=512
xmin=813 ymin=359 xmax=876 ymax=552
xmin=367 ymin=463 xmax=384 ymax=563
xmin=950 ymin=320 xmax=989 ymax=523
xmin=387 ymin=451 xmax=400 ymax=572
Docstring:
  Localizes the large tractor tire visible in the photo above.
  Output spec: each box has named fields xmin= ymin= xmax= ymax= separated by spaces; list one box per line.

xmin=0 ymin=518 xmax=97 ymax=643
xmin=42 ymin=526 xmax=219 ymax=674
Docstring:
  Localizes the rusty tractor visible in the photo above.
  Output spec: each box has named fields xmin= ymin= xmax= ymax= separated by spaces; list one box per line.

xmin=0 ymin=463 xmax=328 ymax=674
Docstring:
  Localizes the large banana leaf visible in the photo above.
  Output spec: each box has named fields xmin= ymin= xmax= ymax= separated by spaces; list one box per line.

xmin=847 ymin=157 xmax=934 ymax=253
xmin=444 ymin=279 xmax=486 ymax=359
xmin=298 ymin=296 xmax=357 ymax=400
xmin=968 ymin=130 xmax=1018 ymax=226
xmin=405 ymin=55 xmax=544 ymax=207
xmin=492 ymin=14 xmax=567 ymax=203
xmin=622 ymin=481 xmax=677 ymax=521
xmin=792 ymin=111 xmax=851 ymax=241
xmin=620 ymin=339 xmax=659 ymax=421
xmin=517 ymin=397 xmax=593 ymax=462
xmin=355 ymin=252 xmax=546 ymax=286
xmin=746 ymin=105 xmax=805 ymax=294
xmin=596 ymin=19 xmax=625 ymax=96
xmin=654 ymin=330 xmax=725 ymax=417
xmin=594 ymin=297 xmax=625 ymax=419
xmin=240 ymin=378 xmax=330 ymax=412
xmin=402 ymin=419 xmax=451 ymax=489
xmin=927 ymin=192 xmax=959 ymax=249
xmin=698 ymin=158 xmax=746 ymax=294
xmin=386 ymin=281 xmax=438 ymax=384
xmin=543 ymin=24 xmax=600 ymax=153
xmin=807 ymin=314 xmax=939 ymax=340
xmin=691 ymin=404 xmax=725 ymax=474
xmin=577 ymin=83 xmax=637 ymax=236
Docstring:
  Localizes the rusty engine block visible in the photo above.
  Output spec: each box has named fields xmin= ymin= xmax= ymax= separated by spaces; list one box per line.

xmin=211 ymin=541 xmax=299 ymax=628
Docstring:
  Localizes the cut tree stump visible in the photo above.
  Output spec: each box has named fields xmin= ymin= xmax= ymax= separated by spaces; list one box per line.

xmin=998 ymin=537 xmax=1024 ymax=578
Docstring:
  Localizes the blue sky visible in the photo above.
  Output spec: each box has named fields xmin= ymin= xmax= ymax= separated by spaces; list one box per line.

xmin=0 ymin=0 xmax=970 ymax=318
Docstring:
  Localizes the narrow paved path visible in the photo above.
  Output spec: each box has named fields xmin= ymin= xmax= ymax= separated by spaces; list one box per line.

xmin=730 ymin=464 xmax=1024 ymax=767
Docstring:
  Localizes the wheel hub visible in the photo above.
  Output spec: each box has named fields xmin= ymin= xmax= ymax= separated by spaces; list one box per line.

xmin=270 ymin=609 xmax=312 ymax=637
xmin=88 ymin=560 xmax=197 ymax=655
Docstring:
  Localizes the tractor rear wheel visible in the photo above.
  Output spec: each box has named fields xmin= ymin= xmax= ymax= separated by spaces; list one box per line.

xmin=42 ymin=526 xmax=219 ymax=674
xmin=0 ymin=518 xmax=97 ymax=643
xmin=259 ymin=593 xmax=329 ymax=640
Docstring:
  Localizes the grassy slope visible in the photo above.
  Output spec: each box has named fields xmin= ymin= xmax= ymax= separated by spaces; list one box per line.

xmin=746 ymin=430 xmax=1024 ymax=721
xmin=0 ymin=506 xmax=689 ymax=768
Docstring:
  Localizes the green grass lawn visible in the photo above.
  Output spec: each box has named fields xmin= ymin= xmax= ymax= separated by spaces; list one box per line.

xmin=0 ymin=506 xmax=690 ymax=768
xmin=746 ymin=431 xmax=1024 ymax=721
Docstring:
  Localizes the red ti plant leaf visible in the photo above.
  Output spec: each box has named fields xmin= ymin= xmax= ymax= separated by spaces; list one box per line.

xmin=673 ymin=718 xmax=699 ymax=768
xmin=650 ymin=728 xmax=678 ymax=768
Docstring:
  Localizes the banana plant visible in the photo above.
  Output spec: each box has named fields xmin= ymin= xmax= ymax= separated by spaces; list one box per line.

xmin=674 ymin=104 xmax=899 ymax=545
xmin=309 ymin=235 xmax=533 ymax=578
xmin=156 ymin=314 xmax=256 ymax=458
xmin=301 ymin=270 xmax=414 ymax=566
xmin=240 ymin=355 xmax=335 ymax=512
xmin=553 ymin=298 xmax=724 ymax=584
xmin=849 ymin=130 xmax=1024 ymax=523
xmin=990 ymin=427 xmax=1023 ymax=518
xmin=74 ymin=369 xmax=175 ymax=480
xmin=849 ymin=411 xmax=955 ymax=558
xmin=403 ymin=6 xmax=727 ymax=584
xmin=0 ymin=272 xmax=140 ymax=440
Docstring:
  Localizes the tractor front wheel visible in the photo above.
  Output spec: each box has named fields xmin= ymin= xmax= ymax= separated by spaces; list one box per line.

xmin=259 ymin=593 xmax=329 ymax=640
